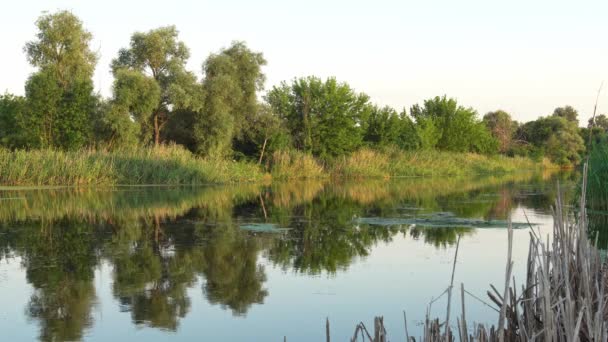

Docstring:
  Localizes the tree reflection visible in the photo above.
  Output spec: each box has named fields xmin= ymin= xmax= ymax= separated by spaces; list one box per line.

xmin=8 ymin=219 xmax=99 ymax=342
xmin=0 ymin=170 xmax=573 ymax=340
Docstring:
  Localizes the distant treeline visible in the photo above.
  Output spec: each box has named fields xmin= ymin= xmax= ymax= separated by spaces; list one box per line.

xmin=0 ymin=11 xmax=605 ymax=167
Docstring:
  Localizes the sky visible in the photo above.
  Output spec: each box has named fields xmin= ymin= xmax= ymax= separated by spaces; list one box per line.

xmin=1 ymin=0 xmax=607 ymax=124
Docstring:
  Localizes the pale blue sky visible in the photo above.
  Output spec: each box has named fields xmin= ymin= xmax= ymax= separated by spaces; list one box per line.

xmin=1 ymin=0 xmax=607 ymax=123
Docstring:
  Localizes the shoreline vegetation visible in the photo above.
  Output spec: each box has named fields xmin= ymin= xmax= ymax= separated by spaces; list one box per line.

xmin=0 ymin=145 xmax=557 ymax=187
xmin=1 ymin=10 xmax=599 ymax=189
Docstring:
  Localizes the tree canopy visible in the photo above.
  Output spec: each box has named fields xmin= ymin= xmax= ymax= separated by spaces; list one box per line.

xmin=266 ymin=76 xmax=371 ymax=159
xmin=111 ymin=26 xmax=200 ymax=145
xmin=21 ymin=11 xmax=98 ymax=149
xmin=410 ymin=96 xmax=498 ymax=154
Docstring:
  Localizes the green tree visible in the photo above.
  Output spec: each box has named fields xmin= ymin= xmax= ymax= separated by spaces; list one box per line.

xmin=363 ymin=106 xmax=419 ymax=150
xmin=552 ymin=105 xmax=579 ymax=124
xmin=0 ymin=94 xmax=26 ymax=148
xmin=195 ymin=41 xmax=267 ymax=157
xmin=111 ymin=26 xmax=199 ymax=146
xmin=235 ymin=103 xmax=289 ymax=163
xmin=22 ymin=11 xmax=97 ymax=149
xmin=266 ymin=76 xmax=371 ymax=158
xmin=103 ymin=69 xmax=162 ymax=148
xmin=517 ymin=116 xmax=584 ymax=165
xmin=589 ymin=114 xmax=608 ymax=131
xmin=483 ymin=110 xmax=516 ymax=153
xmin=411 ymin=96 xmax=497 ymax=154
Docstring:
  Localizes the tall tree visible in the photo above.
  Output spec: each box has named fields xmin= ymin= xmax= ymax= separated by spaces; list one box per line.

xmin=22 ymin=11 xmax=97 ymax=149
xmin=111 ymin=26 xmax=199 ymax=146
xmin=483 ymin=110 xmax=516 ymax=153
xmin=363 ymin=106 xmax=418 ymax=150
xmin=410 ymin=96 xmax=497 ymax=154
xmin=552 ymin=105 xmax=579 ymax=124
xmin=195 ymin=41 xmax=267 ymax=157
xmin=266 ymin=76 xmax=371 ymax=159
xmin=517 ymin=115 xmax=584 ymax=165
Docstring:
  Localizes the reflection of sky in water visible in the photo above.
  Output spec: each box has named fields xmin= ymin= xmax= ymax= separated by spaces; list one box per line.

xmin=0 ymin=176 xmax=567 ymax=341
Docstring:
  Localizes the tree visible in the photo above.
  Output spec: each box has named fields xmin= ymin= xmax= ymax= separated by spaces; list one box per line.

xmin=517 ymin=116 xmax=584 ymax=166
xmin=237 ymin=104 xmax=288 ymax=164
xmin=0 ymin=94 xmax=26 ymax=148
xmin=111 ymin=26 xmax=199 ymax=146
xmin=483 ymin=110 xmax=516 ymax=153
xmin=552 ymin=105 xmax=579 ymax=124
xmin=106 ymin=69 xmax=161 ymax=147
xmin=589 ymin=114 xmax=608 ymax=131
xmin=363 ymin=106 xmax=418 ymax=150
xmin=265 ymin=76 xmax=371 ymax=159
xmin=195 ymin=41 xmax=267 ymax=157
xmin=22 ymin=11 xmax=97 ymax=149
xmin=410 ymin=96 xmax=497 ymax=154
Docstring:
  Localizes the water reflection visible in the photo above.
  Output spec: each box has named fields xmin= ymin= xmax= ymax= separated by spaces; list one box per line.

xmin=0 ymin=171 xmax=574 ymax=341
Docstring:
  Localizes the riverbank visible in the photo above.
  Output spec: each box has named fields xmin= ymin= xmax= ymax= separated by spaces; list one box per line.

xmin=0 ymin=145 xmax=556 ymax=186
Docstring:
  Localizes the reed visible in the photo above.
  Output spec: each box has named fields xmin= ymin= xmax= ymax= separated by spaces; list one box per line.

xmin=332 ymin=148 xmax=554 ymax=179
xmin=269 ymin=149 xmax=326 ymax=180
xmin=0 ymin=144 xmax=265 ymax=186
xmin=587 ymin=142 xmax=608 ymax=212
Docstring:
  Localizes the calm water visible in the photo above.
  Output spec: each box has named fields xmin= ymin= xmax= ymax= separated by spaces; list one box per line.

xmin=0 ymin=172 xmax=576 ymax=341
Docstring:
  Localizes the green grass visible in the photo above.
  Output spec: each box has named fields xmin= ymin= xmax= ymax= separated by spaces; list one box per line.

xmin=0 ymin=146 xmax=554 ymax=187
xmin=331 ymin=148 xmax=555 ymax=178
xmin=587 ymin=143 xmax=608 ymax=212
xmin=0 ymin=145 xmax=266 ymax=186
xmin=269 ymin=149 xmax=326 ymax=180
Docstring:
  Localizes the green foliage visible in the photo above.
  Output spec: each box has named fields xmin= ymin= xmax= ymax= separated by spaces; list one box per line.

xmin=91 ymin=99 xmax=140 ymax=149
xmin=112 ymin=26 xmax=200 ymax=145
xmin=266 ymin=76 xmax=371 ymax=159
xmin=22 ymin=11 xmax=97 ymax=150
xmin=235 ymin=103 xmax=290 ymax=163
xmin=0 ymin=94 xmax=26 ymax=148
xmin=411 ymin=96 xmax=498 ymax=154
xmin=25 ymin=11 xmax=97 ymax=86
xmin=516 ymin=115 xmax=584 ymax=166
xmin=589 ymin=114 xmax=608 ymax=131
xmin=363 ymin=106 xmax=418 ymax=150
xmin=195 ymin=41 xmax=267 ymax=158
xmin=552 ymin=105 xmax=579 ymax=124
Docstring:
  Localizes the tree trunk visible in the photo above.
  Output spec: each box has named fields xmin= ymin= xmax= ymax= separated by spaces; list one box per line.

xmin=154 ymin=114 xmax=160 ymax=146
xmin=258 ymin=137 xmax=268 ymax=164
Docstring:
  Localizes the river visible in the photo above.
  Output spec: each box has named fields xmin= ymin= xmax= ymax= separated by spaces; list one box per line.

xmin=0 ymin=172 xmax=577 ymax=341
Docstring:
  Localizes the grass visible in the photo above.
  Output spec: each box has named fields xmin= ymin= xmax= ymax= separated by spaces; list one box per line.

xmin=268 ymin=149 xmax=326 ymax=180
xmin=0 ymin=146 xmax=554 ymax=186
xmin=332 ymin=148 xmax=555 ymax=178
xmin=0 ymin=144 xmax=266 ymax=186
xmin=587 ymin=142 xmax=608 ymax=211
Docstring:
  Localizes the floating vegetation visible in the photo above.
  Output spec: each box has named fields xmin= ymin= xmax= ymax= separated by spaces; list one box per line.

xmin=355 ymin=212 xmax=536 ymax=229
xmin=239 ymin=223 xmax=291 ymax=233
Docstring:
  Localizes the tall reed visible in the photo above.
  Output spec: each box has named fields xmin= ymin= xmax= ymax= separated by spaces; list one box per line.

xmin=0 ymin=145 xmax=265 ymax=186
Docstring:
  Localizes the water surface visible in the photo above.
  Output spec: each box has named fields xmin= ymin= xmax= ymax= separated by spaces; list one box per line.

xmin=0 ymin=172 xmax=576 ymax=341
